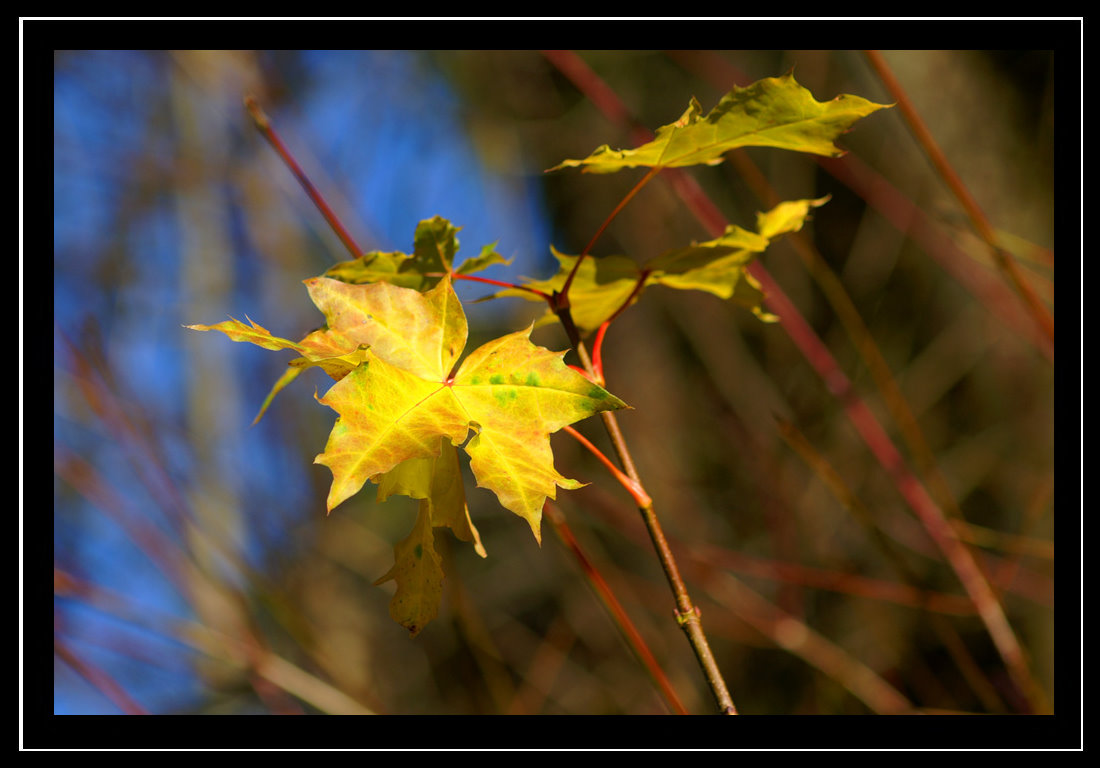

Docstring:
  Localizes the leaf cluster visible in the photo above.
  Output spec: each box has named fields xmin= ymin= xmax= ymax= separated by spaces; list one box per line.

xmin=189 ymin=73 xmax=889 ymax=635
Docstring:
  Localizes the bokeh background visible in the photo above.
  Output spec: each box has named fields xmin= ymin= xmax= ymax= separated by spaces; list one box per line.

xmin=48 ymin=46 xmax=1066 ymax=727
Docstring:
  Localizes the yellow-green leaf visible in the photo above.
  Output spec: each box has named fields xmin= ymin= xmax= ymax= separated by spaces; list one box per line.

xmin=321 ymin=216 xmax=507 ymax=289
xmin=450 ymin=326 xmax=612 ymax=542
xmin=491 ymin=246 xmax=642 ymax=333
xmin=185 ymin=316 xmax=373 ymax=416
xmin=322 ymin=250 xmax=424 ymax=288
xmin=303 ymin=275 xmax=467 ymax=381
xmin=455 ymin=241 xmax=511 ymax=276
xmin=185 ymin=316 xmax=308 ymax=353
xmin=376 ymin=440 xmax=486 ymax=558
xmin=251 ymin=365 xmax=303 ymax=426
xmin=373 ymin=503 xmax=443 ymax=637
xmin=550 ymin=73 xmax=890 ymax=174
xmin=755 ymin=195 xmax=830 ymax=240
xmin=313 ymin=277 xmax=627 ymax=539
xmin=490 ymin=198 xmax=826 ymax=332
xmin=315 ymin=353 xmax=470 ymax=512
xmin=408 ymin=215 xmax=461 ymax=277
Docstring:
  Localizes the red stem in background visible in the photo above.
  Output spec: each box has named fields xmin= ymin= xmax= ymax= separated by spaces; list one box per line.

xmin=862 ymin=50 xmax=1054 ymax=351
xmin=54 ymin=635 xmax=150 ymax=715
xmin=56 ymin=326 xmax=195 ymax=538
xmin=675 ymin=156 xmax=1047 ymax=716
xmin=668 ymin=49 xmax=1053 ymax=360
xmin=542 ymin=48 xmax=1046 ymax=713
xmin=245 ymin=96 xmax=363 ymax=260
xmin=818 ymin=154 xmax=1053 ymax=361
xmin=543 ymin=502 xmax=689 ymax=715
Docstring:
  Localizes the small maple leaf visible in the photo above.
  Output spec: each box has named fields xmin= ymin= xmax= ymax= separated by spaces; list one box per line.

xmin=373 ymin=502 xmax=444 ymax=638
xmin=549 ymin=73 xmax=891 ymax=174
xmin=189 ymin=275 xmax=627 ymax=543
xmin=322 ymin=215 xmax=510 ymax=289
xmin=311 ymin=275 xmax=627 ymax=541
xmin=490 ymin=197 xmax=830 ymax=332
xmin=373 ymin=439 xmax=484 ymax=636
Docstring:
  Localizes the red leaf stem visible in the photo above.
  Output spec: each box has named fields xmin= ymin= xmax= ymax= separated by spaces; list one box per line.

xmin=562 ymin=425 xmax=651 ymax=509
xmin=590 ymin=323 xmax=609 ymax=385
xmin=559 ymin=166 xmax=661 ymax=302
xmin=441 ymin=271 xmax=552 ymax=300
xmin=590 ymin=269 xmax=651 ymax=385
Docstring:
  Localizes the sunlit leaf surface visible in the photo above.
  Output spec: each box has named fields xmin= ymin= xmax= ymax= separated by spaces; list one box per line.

xmin=191 ymin=276 xmax=626 ymax=541
xmin=322 ymin=216 xmax=507 ymax=288
xmin=550 ymin=73 xmax=891 ymax=173
xmin=491 ymin=198 xmax=829 ymax=331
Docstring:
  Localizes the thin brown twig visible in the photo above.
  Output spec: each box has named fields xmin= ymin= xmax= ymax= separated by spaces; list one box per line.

xmin=538 ymin=53 xmax=741 ymax=712
xmin=690 ymin=569 xmax=915 ymax=715
xmin=555 ymin=309 xmax=737 ymax=715
xmin=577 ymin=480 xmax=920 ymax=715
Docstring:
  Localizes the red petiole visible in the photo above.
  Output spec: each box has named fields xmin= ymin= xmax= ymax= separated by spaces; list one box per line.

xmin=424 ymin=271 xmax=552 ymax=300
xmin=589 ymin=269 xmax=651 ymax=384
xmin=558 ymin=166 xmax=661 ymax=301
xmin=563 ymin=425 xmax=651 ymax=509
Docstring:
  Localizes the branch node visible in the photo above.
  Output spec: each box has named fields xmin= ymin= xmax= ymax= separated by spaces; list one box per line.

xmin=674 ymin=605 xmax=702 ymax=627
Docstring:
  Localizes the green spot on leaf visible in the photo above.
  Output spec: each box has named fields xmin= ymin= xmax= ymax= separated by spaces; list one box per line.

xmin=493 ymin=388 xmax=519 ymax=407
